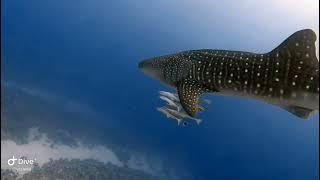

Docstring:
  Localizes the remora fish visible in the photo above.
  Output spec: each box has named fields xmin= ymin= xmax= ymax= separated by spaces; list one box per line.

xmin=160 ymin=90 xmax=210 ymax=106
xmin=166 ymin=108 xmax=203 ymax=125
xmin=159 ymin=91 xmax=205 ymax=112
xmin=159 ymin=95 xmax=181 ymax=111
xmin=157 ymin=107 xmax=183 ymax=125
xmin=140 ymin=29 xmax=319 ymax=119
xmin=157 ymin=106 xmax=201 ymax=125
xmin=159 ymin=91 xmax=180 ymax=103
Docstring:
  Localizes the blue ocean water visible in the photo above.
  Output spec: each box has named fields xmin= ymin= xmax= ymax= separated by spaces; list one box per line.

xmin=1 ymin=0 xmax=319 ymax=179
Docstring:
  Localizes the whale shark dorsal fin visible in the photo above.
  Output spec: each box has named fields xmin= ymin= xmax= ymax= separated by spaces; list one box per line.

xmin=280 ymin=105 xmax=314 ymax=119
xmin=269 ymin=29 xmax=318 ymax=66
xmin=177 ymin=80 xmax=204 ymax=117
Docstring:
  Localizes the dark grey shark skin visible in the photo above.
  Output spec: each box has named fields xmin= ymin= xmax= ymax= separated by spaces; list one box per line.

xmin=139 ymin=29 xmax=319 ymax=119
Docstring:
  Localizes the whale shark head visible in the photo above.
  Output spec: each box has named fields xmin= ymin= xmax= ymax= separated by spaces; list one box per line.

xmin=139 ymin=53 xmax=191 ymax=87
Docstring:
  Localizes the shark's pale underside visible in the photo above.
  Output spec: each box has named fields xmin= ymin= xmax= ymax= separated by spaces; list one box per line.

xmin=139 ymin=29 xmax=319 ymax=119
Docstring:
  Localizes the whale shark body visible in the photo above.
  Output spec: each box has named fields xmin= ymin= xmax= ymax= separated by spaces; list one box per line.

xmin=139 ymin=29 xmax=319 ymax=119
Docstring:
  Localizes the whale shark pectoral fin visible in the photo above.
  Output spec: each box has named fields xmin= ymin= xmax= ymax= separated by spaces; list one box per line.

xmin=177 ymin=80 xmax=204 ymax=117
xmin=280 ymin=105 xmax=314 ymax=119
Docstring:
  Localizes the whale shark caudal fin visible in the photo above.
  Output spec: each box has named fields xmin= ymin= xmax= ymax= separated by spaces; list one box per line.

xmin=268 ymin=29 xmax=318 ymax=119
xmin=177 ymin=80 xmax=205 ymax=117
xmin=268 ymin=29 xmax=318 ymax=67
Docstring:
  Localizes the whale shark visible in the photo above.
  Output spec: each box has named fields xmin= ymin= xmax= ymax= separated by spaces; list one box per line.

xmin=139 ymin=29 xmax=319 ymax=119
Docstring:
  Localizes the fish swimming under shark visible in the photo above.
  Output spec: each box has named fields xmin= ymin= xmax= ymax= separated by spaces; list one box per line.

xmin=159 ymin=90 xmax=211 ymax=107
xmin=159 ymin=92 xmax=206 ymax=112
xmin=157 ymin=106 xmax=184 ymax=125
xmin=159 ymin=95 xmax=182 ymax=111
xmin=157 ymin=106 xmax=202 ymax=125
xmin=164 ymin=107 xmax=202 ymax=125
xmin=158 ymin=91 xmax=207 ymax=125
xmin=139 ymin=29 xmax=319 ymax=119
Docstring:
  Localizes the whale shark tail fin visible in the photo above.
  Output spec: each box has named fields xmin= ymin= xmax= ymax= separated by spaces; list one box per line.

xmin=269 ymin=29 xmax=319 ymax=119
xmin=269 ymin=29 xmax=318 ymax=68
